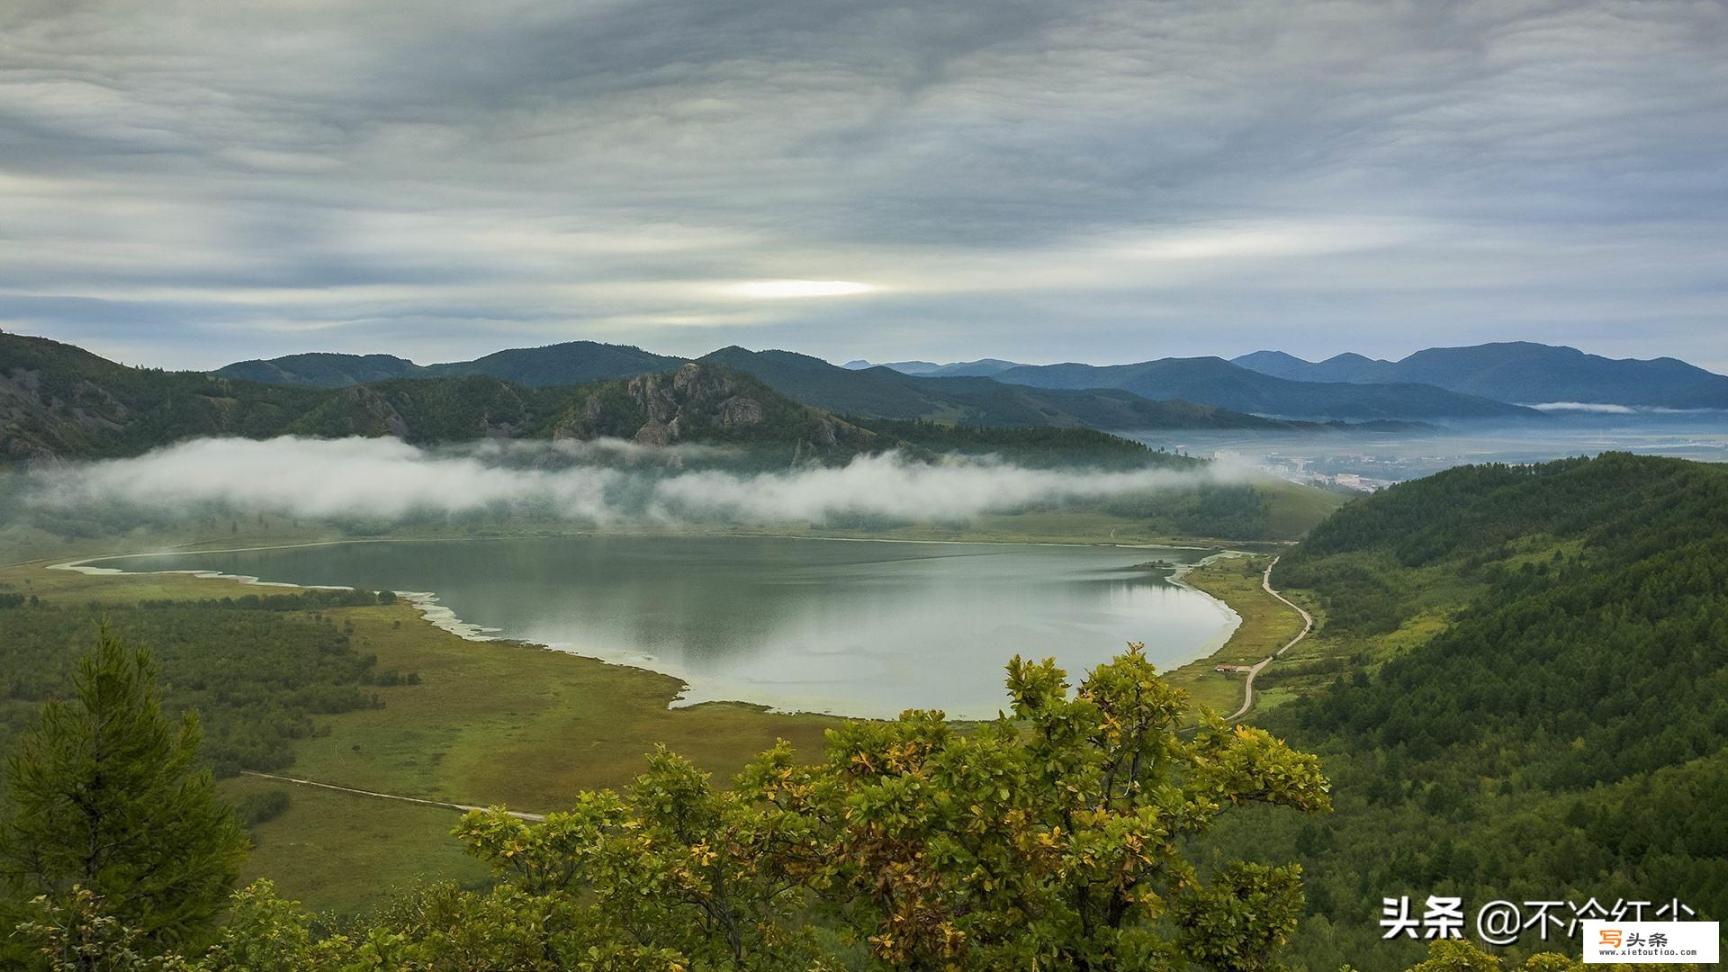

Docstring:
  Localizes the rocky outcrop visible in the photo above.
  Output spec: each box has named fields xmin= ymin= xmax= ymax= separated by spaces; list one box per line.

xmin=0 ymin=331 xmax=878 ymax=462
xmin=0 ymin=367 xmax=131 ymax=458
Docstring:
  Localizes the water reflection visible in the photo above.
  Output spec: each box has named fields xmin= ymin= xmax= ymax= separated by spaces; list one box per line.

xmin=123 ymin=535 xmax=1236 ymax=719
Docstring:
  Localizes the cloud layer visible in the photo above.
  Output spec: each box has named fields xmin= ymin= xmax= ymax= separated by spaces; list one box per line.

xmin=3 ymin=1 xmax=1725 ymax=368
xmin=29 ymin=436 xmax=1243 ymax=525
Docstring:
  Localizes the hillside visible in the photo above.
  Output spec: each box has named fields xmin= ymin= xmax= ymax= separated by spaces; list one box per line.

xmin=1210 ymin=453 xmax=1728 ymax=967
xmin=0 ymin=332 xmax=328 ymax=460
xmin=216 ymin=341 xmax=685 ymax=389
xmin=419 ymin=341 xmax=687 ymax=387
xmin=11 ymin=334 xmax=1235 ymax=471
xmin=214 ymin=353 xmax=423 ymax=387
xmin=991 ymin=356 xmax=1541 ymax=421
xmin=221 ymin=339 xmax=1481 ymax=430
xmin=1233 ymin=341 xmax=1728 ymax=409
xmin=699 ymin=346 xmax=1296 ymax=429
xmin=284 ymin=364 xmax=872 ymax=452
xmin=0 ymin=333 xmax=871 ymax=461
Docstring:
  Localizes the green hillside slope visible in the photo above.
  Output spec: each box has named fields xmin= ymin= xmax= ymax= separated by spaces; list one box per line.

xmin=1210 ymin=453 xmax=1728 ymax=968
xmin=0 ymin=332 xmax=326 ymax=459
xmin=216 ymin=341 xmax=685 ymax=389
xmin=0 ymin=332 xmax=867 ymax=461
xmin=214 ymin=353 xmax=423 ymax=387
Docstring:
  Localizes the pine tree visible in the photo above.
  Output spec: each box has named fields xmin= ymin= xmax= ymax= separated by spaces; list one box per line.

xmin=0 ymin=626 xmax=248 ymax=953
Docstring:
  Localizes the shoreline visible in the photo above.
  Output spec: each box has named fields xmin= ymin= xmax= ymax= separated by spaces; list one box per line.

xmin=45 ymin=532 xmax=1250 ymax=721
xmin=48 ymin=527 xmax=1233 ymax=571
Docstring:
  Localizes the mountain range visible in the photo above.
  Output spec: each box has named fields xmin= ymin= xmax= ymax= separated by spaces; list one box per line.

xmin=217 ymin=341 xmax=684 ymax=389
xmin=853 ymin=341 xmax=1728 ymax=412
xmin=216 ymin=342 xmax=1551 ymax=423
xmin=14 ymin=332 xmax=1720 ymax=465
xmin=983 ymin=358 xmax=1530 ymax=421
xmin=842 ymin=358 xmax=1023 ymax=378
xmin=1228 ymin=342 xmax=1728 ymax=409
xmin=697 ymin=347 xmax=1302 ymax=429
xmin=1 ymin=332 xmax=1248 ymax=463
xmin=0 ymin=332 xmax=869 ymax=461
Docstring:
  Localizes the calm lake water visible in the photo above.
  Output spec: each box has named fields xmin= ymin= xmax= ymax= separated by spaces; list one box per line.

xmin=115 ymin=536 xmax=1235 ymax=718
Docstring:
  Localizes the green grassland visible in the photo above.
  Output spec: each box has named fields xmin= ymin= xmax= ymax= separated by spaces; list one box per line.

xmin=1 ymin=535 xmax=1311 ymax=914
xmin=220 ymin=774 xmax=488 ymax=915
xmin=0 ymin=468 xmax=1342 ymax=915
xmin=1 ymin=561 xmax=838 ymax=911
xmin=272 ymin=599 xmax=837 ymax=809
xmin=1202 ymin=455 xmax=1728 ymax=968
xmin=1162 ymin=554 xmax=1309 ymax=715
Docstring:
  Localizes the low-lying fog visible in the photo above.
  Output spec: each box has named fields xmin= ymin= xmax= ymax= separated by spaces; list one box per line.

xmin=1130 ymin=416 xmax=1728 ymax=490
xmin=21 ymin=436 xmax=1258 ymax=526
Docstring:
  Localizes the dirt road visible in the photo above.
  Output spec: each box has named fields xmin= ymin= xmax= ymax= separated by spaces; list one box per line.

xmin=1225 ymin=555 xmax=1314 ymax=722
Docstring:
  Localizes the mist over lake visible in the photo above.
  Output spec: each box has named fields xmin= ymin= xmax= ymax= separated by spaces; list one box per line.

xmin=113 ymin=536 xmax=1235 ymax=719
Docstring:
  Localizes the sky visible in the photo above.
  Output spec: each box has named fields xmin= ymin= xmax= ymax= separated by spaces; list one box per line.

xmin=2 ymin=0 xmax=1726 ymax=372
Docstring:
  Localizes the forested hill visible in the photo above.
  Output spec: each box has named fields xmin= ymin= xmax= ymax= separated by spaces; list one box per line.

xmin=699 ymin=346 xmax=1298 ymax=430
xmin=1217 ymin=453 xmax=1728 ymax=968
xmin=4 ymin=333 xmax=1321 ymax=464
xmin=215 ymin=341 xmax=685 ymax=388
xmin=0 ymin=331 xmax=325 ymax=459
xmin=0 ymin=332 xmax=875 ymax=461
xmin=2 ymin=332 xmax=1188 ymax=468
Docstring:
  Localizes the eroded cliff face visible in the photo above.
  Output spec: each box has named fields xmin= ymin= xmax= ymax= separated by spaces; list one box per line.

xmin=551 ymin=362 xmax=872 ymax=456
xmin=623 ymin=364 xmax=764 ymax=445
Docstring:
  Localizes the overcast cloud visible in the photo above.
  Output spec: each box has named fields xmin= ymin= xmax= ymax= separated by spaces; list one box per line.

xmin=2 ymin=0 xmax=1725 ymax=369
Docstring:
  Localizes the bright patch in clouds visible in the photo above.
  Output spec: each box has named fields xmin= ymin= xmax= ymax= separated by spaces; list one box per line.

xmin=4 ymin=0 xmax=1727 ymax=367
xmin=725 ymin=280 xmax=876 ymax=299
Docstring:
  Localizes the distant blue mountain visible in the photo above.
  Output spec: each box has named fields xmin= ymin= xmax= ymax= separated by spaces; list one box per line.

xmin=847 ymin=358 xmax=1027 ymax=378
xmin=990 ymin=356 xmax=1538 ymax=422
xmin=1231 ymin=342 xmax=1728 ymax=409
xmin=704 ymin=347 xmax=1293 ymax=429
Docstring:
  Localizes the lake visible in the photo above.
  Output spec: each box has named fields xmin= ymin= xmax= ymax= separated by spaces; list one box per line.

xmin=106 ymin=535 xmax=1236 ymax=719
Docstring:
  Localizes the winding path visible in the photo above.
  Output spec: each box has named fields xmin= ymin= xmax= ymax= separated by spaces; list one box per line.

xmin=240 ymin=770 xmax=546 ymax=822
xmin=1225 ymin=555 xmax=1315 ymax=722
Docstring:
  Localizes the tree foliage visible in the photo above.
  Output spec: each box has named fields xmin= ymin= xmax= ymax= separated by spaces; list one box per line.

xmin=1208 ymin=454 xmax=1728 ymax=967
xmin=0 ymin=595 xmax=403 ymax=777
xmin=0 ymin=630 xmax=247 ymax=959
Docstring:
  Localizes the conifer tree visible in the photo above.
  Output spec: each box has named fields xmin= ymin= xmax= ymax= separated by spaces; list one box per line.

xmin=0 ymin=627 xmax=247 ymax=954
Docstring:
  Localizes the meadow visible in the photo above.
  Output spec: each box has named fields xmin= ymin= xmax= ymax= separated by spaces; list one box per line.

xmin=0 ymin=541 xmax=1301 ymax=912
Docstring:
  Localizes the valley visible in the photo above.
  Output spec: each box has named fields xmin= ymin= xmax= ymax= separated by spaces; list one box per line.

xmin=1 ymin=330 xmax=1722 ymax=969
xmin=0 ymin=533 xmax=1307 ymax=914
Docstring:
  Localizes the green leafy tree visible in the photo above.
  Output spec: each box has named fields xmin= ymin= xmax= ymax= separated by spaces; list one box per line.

xmin=1 ymin=642 xmax=1333 ymax=970
xmin=447 ymin=643 xmax=1330 ymax=970
xmin=11 ymin=888 xmax=189 ymax=972
xmin=755 ymin=643 xmax=1332 ymax=970
xmin=0 ymin=628 xmax=247 ymax=957
xmin=450 ymin=748 xmax=829 ymax=969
